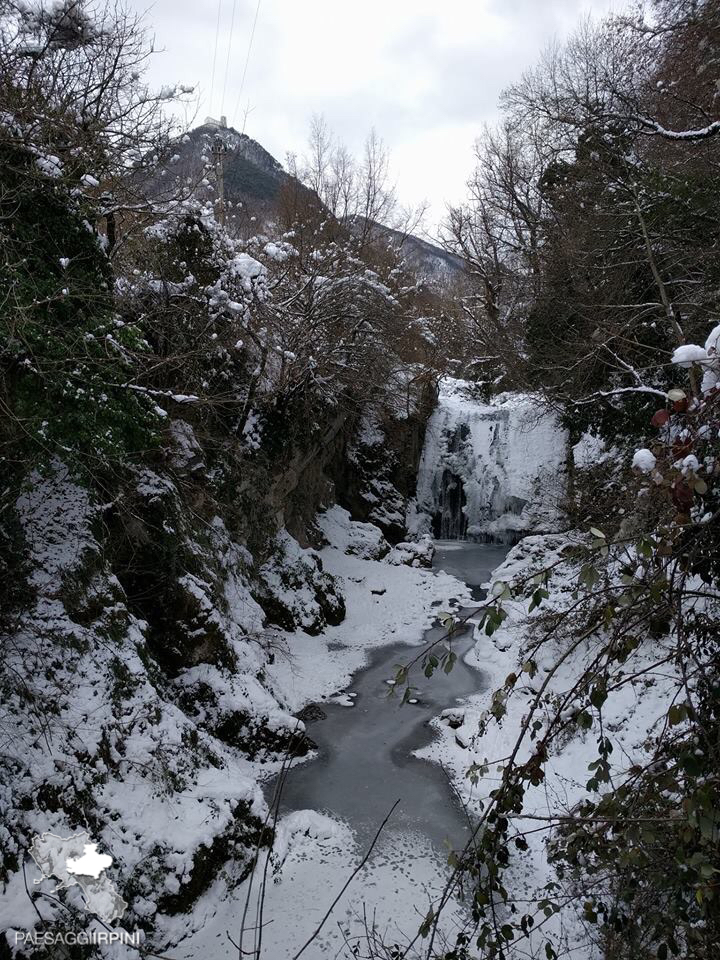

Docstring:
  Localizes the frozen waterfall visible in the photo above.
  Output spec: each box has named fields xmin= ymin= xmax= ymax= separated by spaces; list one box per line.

xmin=408 ymin=379 xmax=569 ymax=542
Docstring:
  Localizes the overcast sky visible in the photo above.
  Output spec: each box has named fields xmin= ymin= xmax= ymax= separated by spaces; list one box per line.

xmin=137 ymin=0 xmax=624 ymax=228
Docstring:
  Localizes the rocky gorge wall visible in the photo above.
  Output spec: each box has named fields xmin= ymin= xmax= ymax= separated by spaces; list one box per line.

xmin=0 ymin=371 xmax=438 ymax=959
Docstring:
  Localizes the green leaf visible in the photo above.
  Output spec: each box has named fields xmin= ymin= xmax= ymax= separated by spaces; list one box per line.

xmin=529 ymin=587 xmax=549 ymax=611
xmin=419 ymin=909 xmax=435 ymax=937
xmin=579 ymin=564 xmax=599 ymax=588
xmin=443 ymin=651 xmax=457 ymax=674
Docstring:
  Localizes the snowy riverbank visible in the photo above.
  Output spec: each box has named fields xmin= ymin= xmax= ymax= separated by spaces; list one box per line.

xmin=0 ymin=484 xmax=473 ymax=960
xmin=417 ymin=532 xmax=684 ymax=958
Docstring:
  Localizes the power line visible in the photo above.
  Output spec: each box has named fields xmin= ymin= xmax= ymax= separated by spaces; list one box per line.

xmin=208 ymin=0 xmax=223 ymax=117
xmin=232 ymin=0 xmax=262 ymax=129
xmin=220 ymin=0 xmax=239 ymax=118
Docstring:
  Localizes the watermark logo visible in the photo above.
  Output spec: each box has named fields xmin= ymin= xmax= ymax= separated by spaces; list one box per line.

xmin=28 ymin=830 xmax=128 ymax=924
xmin=16 ymin=831 xmax=141 ymax=947
xmin=14 ymin=929 xmax=141 ymax=948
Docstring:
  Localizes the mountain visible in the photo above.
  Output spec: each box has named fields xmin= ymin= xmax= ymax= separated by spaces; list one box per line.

xmin=166 ymin=119 xmax=467 ymax=287
xmin=360 ymin=221 xmax=467 ymax=286
xmin=167 ymin=119 xmax=292 ymax=210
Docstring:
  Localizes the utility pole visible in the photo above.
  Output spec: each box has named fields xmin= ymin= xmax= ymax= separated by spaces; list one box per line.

xmin=212 ymin=132 xmax=227 ymax=226
xmin=100 ymin=192 xmax=116 ymax=253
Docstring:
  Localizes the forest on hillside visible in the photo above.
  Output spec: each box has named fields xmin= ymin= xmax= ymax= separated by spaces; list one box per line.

xmin=1 ymin=1 xmax=719 ymax=958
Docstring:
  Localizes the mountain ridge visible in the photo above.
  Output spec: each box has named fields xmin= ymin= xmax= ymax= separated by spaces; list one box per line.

xmin=171 ymin=120 xmax=466 ymax=286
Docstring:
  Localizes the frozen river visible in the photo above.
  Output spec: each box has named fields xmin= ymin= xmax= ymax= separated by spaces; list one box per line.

xmin=280 ymin=540 xmax=510 ymax=853
xmin=175 ymin=540 xmax=510 ymax=960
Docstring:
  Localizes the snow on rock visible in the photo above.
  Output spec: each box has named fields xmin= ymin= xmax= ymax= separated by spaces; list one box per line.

xmin=3 ymin=467 xmax=480 ymax=955
xmin=316 ymin=505 xmax=434 ymax=567
xmin=344 ymin=412 xmax=409 ymax=539
xmin=1 ymin=464 xmax=297 ymax=951
xmin=315 ymin=504 xmax=390 ymax=560
xmin=270 ymin=810 xmax=343 ymax=871
xmin=15 ymin=461 xmax=99 ymax=594
xmin=410 ymin=379 xmax=568 ymax=542
xmin=265 ymin=520 xmax=473 ymax=712
xmin=385 ymin=536 xmax=434 ymax=567
xmin=256 ymin=530 xmax=345 ymax=634
xmin=168 ymin=419 xmax=206 ymax=474
xmin=572 ymin=431 xmax=614 ymax=468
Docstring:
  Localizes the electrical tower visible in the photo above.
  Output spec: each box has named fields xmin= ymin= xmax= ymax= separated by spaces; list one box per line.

xmin=212 ymin=131 xmax=228 ymax=226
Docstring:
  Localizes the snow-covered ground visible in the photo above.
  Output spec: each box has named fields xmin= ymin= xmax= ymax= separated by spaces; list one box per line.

xmin=265 ymin=507 xmax=469 ymax=712
xmin=170 ymin=823 xmax=466 ymax=960
xmin=1 ymin=396 xmax=573 ymax=960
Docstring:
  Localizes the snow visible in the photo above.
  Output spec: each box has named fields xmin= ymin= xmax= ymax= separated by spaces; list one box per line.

xmin=228 ymin=253 xmax=265 ymax=291
xmin=270 ymin=810 xmax=343 ymax=868
xmin=671 ymin=344 xmax=710 ymax=367
xmin=632 ymin=447 xmax=657 ymax=472
xmin=638 ymin=115 xmax=720 ymax=141
xmin=15 ymin=462 xmax=99 ymax=593
xmin=2 ymin=464 xmax=299 ymax=953
xmin=262 ymin=240 xmax=296 ymax=263
xmin=671 ymin=330 xmax=720 ymax=394
xmin=701 ymin=367 xmax=720 ymax=394
xmin=679 ymin=453 xmax=700 ymax=473
xmin=265 ymin=527 xmax=472 ymax=712
xmin=170 ymin=824 xmax=464 ymax=960
xmin=35 ymin=154 xmax=62 ymax=178
xmin=572 ymin=431 xmax=613 ymax=468
xmin=385 ymin=537 xmax=434 ymax=567
xmin=316 ymin=504 xmax=389 ymax=560
xmin=168 ymin=419 xmax=205 ymax=473
xmin=0 ymin=491 xmax=474 ymax=959
xmin=705 ymin=323 xmax=720 ymax=356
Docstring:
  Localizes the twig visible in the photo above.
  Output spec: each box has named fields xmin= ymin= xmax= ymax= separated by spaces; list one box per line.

xmin=291 ymin=799 xmax=401 ymax=960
